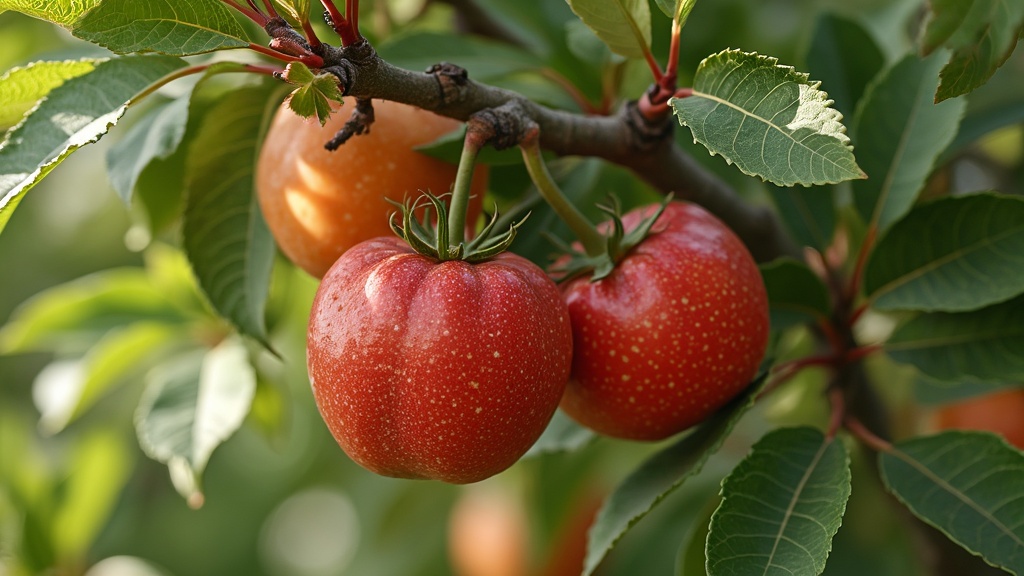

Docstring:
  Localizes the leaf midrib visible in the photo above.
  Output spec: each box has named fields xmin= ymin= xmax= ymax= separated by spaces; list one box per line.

xmin=872 ymin=222 xmax=1024 ymax=304
xmin=691 ymin=89 xmax=851 ymax=173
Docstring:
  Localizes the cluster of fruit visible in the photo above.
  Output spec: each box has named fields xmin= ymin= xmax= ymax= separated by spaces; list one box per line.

xmin=257 ymin=101 xmax=770 ymax=484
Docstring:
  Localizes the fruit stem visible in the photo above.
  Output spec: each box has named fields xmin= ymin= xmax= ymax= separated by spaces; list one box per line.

xmin=519 ymin=128 xmax=605 ymax=257
xmin=447 ymin=128 xmax=485 ymax=248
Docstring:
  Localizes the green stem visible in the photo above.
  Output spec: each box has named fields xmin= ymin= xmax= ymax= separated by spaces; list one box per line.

xmin=519 ymin=132 xmax=605 ymax=257
xmin=447 ymin=133 xmax=482 ymax=248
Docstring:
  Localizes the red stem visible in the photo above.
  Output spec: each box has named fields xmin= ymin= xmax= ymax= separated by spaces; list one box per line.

xmin=540 ymin=68 xmax=600 ymax=115
xmin=845 ymin=344 xmax=882 ymax=363
xmin=347 ymin=0 xmax=359 ymax=39
xmin=844 ymin=417 xmax=894 ymax=452
xmin=663 ymin=19 xmax=682 ymax=88
xmin=302 ymin=19 xmax=323 ymax=49
xmin=847 ymin=224 xmax=877 ymax=303
xmin=247 ymin=42 xmax=324 ymax=67
xmin=826 ymin=386 xmax=845 ymax=439
xmin=221 ymin=0 xmax=269 ymax=25
xmin=260 ymin=0 xmax=278 ymax=17
xmin=643 ymin=50 xmax=664 ymax=84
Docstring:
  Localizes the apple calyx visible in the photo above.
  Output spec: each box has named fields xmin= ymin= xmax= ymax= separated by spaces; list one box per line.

xmin=551 ymin=193 xmax=673 ymax=282
xmin=389 ymin=193 xmax=526 ymax=262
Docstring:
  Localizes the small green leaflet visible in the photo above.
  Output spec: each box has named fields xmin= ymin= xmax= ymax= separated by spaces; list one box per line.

xmin=0 ymin=55 xmax=187 ymax=237
xmin=71 ymin=0 xmax=249 ymax=56
xmin=670 ymin=49 xmax=864 ymax=187
xmin=282 ymin=61 xmax=343 ymax=126
xmin=864 ymin=193 xmax=1024 ymax=312
xmin=920 ymin=0 xmax=1024 ymax=103
xmin=135 ymin=338 xmax=257 ymax=507
xmin=270 ymin=0 xmax=310 ymax=25
xmin=0 ymin=0 xmax=98 ymax=27
xmin=565 ymin=0 xmax=652 ymax=60
xmin=706 ymin=427 xmax=851 ymax=576
xmin=0 ymin=60 xmax=95 ymax=129
xmin=880 ymin=431 xmax=1024 ymax=574
xmin=885 ymin=295 xmax=1024 ymax=382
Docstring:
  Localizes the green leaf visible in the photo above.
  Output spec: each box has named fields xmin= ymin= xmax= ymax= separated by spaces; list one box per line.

xmin=377 ymin=31 xmax=545 ymax=82
xmin=0 ymin=59 xmax=95 ymax=129
xmin=850 ymin=52 xmax=966 ymax=232
xmin=942 ymin=99 xmax=1024 ymax=163
xmin=864 ymin=193 xmax=1024 ymax=312
xmin=921 ymin=0 xmax=1024 ymax=103
xmin=583 ymin=374 xmax=766 ymax=576
xmin=0 ymin=54 xmax=186 ymax=236
xmin=670 ymin=49 xmax=863 ymax=187
xmin=805 ymin=12 xmax=884 ymax=119
xmin=183 ymin=82 xmax=278 ymax=345
xmin=760 ymin=258 xmax=831 ymax=332
xmin=71 ymin=0 xmax=249 ymax=56
xmin=107 ymin=96 xmax=191 ymax=204
xmin=706 ymin=427 xmax=851 ymax=576
xmin=879 ymin=431 xmax=1024 ymax=574
xmin=766 ymin=184 xmax=836 ymax=251
xmin=914 ymin=375 xmax=1015 ymax=406
xmin=35 ymin=323 xmax=185 ymax=434
xmin=0 ymin=268 xmax=185 ymax=354
xmin=654 ymin=0 xmax=697 ymax=27
xmin=0 ymin=0 xmax=98 ymax=27
xmin=885 ymin=295 xmax=1024 ymax=382
xmin=270 ymin=0 xmax=310 ymax=25
xmin=135 ymin=337 xmax=257 ymax=507
xmin=523 ymin=410 xmax=595 ymax=458
xmin=565 ymin=0 xmax=652 ymax=60
xmin=281 ymin=62 xmax=343 ymax=125
xmin=51 ymin=429 xmax=132 ymax=558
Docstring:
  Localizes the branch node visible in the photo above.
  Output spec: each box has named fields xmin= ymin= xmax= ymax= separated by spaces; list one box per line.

xmin=624 ymin=99 xmax=674 ymax=152
xmin=427 ymin=62 xmax=469 ymax=106
xmin=467 ymin=102 xmax=528 ymax=151
xmin=325 ymin=97 xmax=375 ymax=150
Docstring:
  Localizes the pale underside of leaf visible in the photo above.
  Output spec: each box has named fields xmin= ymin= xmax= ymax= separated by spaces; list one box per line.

xmin=566 ymin=0 xmax=652 ymax=60
xmin=0 ymin=0 xmax=99 ymax=26
xmin=671 ymin=49 xmax=863 ymax=187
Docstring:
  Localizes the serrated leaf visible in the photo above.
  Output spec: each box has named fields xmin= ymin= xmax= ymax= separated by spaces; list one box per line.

xmin=583 ymin=374 xmax=766 ymax=576
xmin=850 ymin=52 xmax=966 ymax=232
xmin=0 ymin=268 xmax=186 ymax=354
xmin=0 ymin=54 xmax=186 ymax=236
xmin=566 ymin=0 xmax=651 ymax=60
xmin=0 ymin=0 xmax=98 ymax=26
xmin=707 ymin=427 xmax=851 ymax=576
xmin=183 ymin=82 xmax=277 ymax=345
xmin=135 ymin=337 xmax=256 ymax=506
xmin=282 ymin=62 xmax=342 ymax=125
xmin=921 ymin=0 xmax=1024 ymax=102
xmin=71 ymin=0 xmax=249 ymax=56
xmin=914 ymin=374 xmax=1014 ymax=406
xmin=766 ymin=184 xmax=835 ymax=251
xmin=377 ymin=31 xmax=545 ymax=82
xmin=805 ymin=12 xmax=884 ymax=120
xmin=864 ymin=193 xmax=1024 ymax=312
xmin=760 ymin=258 xmax=831 ymax=332
xmin=880 ymin=431 xmax=1024 ymax=574
xmin=523 ymin=410 xmax=595 ymax=458
xmin=107 ymin=96 xmax=190 ymax=204
xmin=885 ymin=295 xmax=1024 ymax=382
xmin=670 ymin=49 xmax=863 ymax=187
xmin=0 ymin=60 xmax=95 ymax=129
